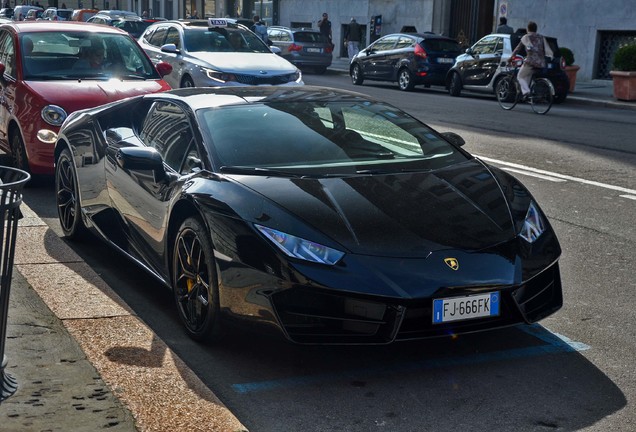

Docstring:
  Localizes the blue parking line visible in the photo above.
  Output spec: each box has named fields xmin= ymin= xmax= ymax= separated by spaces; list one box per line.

xmin=231 ymin=324 xmax=589 ymax=394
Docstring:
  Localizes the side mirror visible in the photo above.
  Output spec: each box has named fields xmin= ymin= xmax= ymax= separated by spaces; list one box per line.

xmin=116 ymin=146 xmax=175 ymax=183
xmin=155 ymin=61 xmax=173 ymax=77
xmin=465 ymin=47 xmax=474 ymax=56
xmin=160 ymin=43 xmax=179 ymax=54
xmin=441 ymin=132 xmax=465 ymax=147
xmin=269 ymin=45 xmax=281 ymax=55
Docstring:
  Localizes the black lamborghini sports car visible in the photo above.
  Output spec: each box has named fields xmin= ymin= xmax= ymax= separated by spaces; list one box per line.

xmin=54 ymin=86 xmax=562 ymax=344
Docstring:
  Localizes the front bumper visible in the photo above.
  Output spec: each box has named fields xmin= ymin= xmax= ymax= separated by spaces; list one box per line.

xmin=270 ymin=261 xmax=562 ymax=344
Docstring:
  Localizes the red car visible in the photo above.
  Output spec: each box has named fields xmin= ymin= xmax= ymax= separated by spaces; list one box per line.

xmin=0 ymin=21 xmax=172 ymax=177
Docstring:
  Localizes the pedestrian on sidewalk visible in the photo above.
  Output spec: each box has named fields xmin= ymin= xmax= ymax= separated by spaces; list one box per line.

xmin=496 ymin=17 xmax=514 ymax=34
xmin=344 ymin=17 xmax=362 ymax=59
xmin=318 ymin=12 xmax=333 ymax=49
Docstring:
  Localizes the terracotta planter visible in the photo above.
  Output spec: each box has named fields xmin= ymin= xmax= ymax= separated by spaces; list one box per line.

xmin=564 ymin=65 xmax=580 ymax=92
xmin=610 ymin=70 xmax=636 ymax=101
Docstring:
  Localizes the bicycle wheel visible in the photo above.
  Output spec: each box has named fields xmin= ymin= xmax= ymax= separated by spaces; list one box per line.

xmin=530 ymin=78 xmax=554 ymax=114
xmin=496 ymin=75 xmax=519 ymax=110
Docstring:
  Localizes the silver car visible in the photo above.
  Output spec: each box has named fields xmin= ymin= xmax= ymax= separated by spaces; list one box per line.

xmin=138 ymin=18 xmax=303 ymax=88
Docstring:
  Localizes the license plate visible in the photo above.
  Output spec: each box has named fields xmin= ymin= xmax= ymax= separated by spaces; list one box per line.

xmin=437 ymin=58 xmax=454 ymax=63
xmin=306 ymin=47 xmax=322 ymax=53
xmin=433 ymin=292 xmax=500 ymax=324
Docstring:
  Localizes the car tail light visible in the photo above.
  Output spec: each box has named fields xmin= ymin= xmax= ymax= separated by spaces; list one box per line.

xmin=511 ymin=54 xmax=524 ymax=67
xmin=325 ymin=44 xmax=333 ymax=54
xmin=560 ymin=56 xmax=566 ymax=69
xmin=414 ymin=43 xmax=428 ymax=59
xmin=288 ymin=43 xmax=303 ymax=52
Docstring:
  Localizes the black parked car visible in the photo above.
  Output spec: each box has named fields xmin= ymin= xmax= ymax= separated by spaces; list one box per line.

xmin=447 ymin=32 xmax=569 ymax=103
xmin=54 ymin=85 xmax=563 ymax=345
xmin=350 ymin=32 xmax=461 ymax=91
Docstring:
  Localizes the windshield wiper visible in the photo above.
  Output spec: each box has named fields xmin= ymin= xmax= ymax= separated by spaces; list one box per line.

xmin=219 ymin=166 xmax=302 ymax=178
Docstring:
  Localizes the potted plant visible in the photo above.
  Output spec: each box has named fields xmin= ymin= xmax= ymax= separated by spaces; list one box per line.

xmin=610 ymin=44 xmax=636 ymax=101
xmin=559 ymin=47 xmax=579 ymax=92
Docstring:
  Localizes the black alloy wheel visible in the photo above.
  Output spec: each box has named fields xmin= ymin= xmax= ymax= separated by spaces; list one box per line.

xmin=55 ymin=148 xmax=88 ymax=239
xmin=172 ymin=217 xmax=221 ymax=342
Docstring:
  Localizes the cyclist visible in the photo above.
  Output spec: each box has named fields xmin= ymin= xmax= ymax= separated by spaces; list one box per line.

xmin=509 ymin=21 xmax=553 ymax=100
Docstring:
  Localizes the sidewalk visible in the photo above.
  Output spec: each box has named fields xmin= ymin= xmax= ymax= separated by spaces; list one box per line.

xmin=1 ymin=204 xmax=247 ymax=432
xmin=327 ymin=57 xmax=636 ymax=111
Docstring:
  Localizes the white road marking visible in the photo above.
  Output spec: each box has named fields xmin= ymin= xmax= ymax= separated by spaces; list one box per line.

xmin=478 ymin=155 xmax=636 ymax=195
xmin=619 ymin=194 xmax=636 ymax=201
xmin=501 ymin=167 xmax=567 ymax=182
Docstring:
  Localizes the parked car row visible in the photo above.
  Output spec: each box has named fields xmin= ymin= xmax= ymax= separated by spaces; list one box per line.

xmin=349 ymin=30 xmax=570 ymax=103
xmin=0 ymin=17 xmax=303 ymax=178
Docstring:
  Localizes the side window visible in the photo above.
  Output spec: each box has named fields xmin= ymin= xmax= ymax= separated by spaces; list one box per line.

xmin=372 ymin=36 xmax=398 ymax=52
xmin=472 ymin=36 xmax=498 ymax=55
xmin=148 ymin=26 xmax=168 ymax=47
xmin=164 ymin=27 xmax=180 ymax=48
xmin=139 ymin=102 xmax=200 ymax=175
xmin=281 ymin=31 xmax=292 ymax=42
xmin=0 ymin=32 xmax=16 ymax=78
xmin=396 ymin=36 xmax=414 ymax=50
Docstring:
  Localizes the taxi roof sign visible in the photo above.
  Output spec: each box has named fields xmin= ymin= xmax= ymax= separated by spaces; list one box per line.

xmin=208 ymin=18 xmax=229 ymax=28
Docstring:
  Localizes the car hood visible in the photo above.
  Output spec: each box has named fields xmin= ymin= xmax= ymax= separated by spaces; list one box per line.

xmin=235 ymin=160 xmax=523 ymax=257
xmin=25 ymin=80 xmax=169 ymax=112
xmin=188 ymin=51 xmax=297 ymax=74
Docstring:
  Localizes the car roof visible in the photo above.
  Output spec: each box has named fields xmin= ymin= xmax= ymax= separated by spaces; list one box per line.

xmin=144 ymin=85 xmax=373 ymax=111
xmin=3 ymin=21 xmax=130 ymax=35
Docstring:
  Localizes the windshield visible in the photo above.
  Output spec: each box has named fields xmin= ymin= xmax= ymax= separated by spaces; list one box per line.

xmin=199 ymin=101 xmax=469 ymax=176
xmin=184 ymin=27 xmax=271 ymax=53
xmin=21 ymin=31 xmax=160 ymax=80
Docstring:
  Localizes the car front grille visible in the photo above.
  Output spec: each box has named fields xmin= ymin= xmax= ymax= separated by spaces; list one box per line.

xmin=235 ymin=73 xmax=297 ymax=85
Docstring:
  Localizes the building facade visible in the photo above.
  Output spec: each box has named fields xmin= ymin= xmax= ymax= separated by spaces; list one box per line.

xmin=21 ymin=0 xmax=634 ymax=82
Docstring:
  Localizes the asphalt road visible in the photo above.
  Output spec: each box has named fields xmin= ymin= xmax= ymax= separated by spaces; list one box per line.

xmin=21 ymin=74 xmax=636 ymax=431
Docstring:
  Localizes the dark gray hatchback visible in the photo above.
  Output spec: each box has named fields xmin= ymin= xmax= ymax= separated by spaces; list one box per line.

xmin=350 ymin=32 xmax=461 ymax=91
xmin=267 ymin=26 xmax=333 ymax=74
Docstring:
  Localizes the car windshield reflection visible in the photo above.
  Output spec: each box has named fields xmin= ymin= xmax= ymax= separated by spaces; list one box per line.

xmin=199 ymin=101 xmax=468 ymax=175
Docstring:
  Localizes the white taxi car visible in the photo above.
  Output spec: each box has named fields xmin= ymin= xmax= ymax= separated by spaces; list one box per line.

xmin=138 ymin=18 xmax=303 ymax=88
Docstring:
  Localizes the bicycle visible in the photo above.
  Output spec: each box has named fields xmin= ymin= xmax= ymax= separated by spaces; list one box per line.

xmin=496 ymin=56 xmax=555 ymax=115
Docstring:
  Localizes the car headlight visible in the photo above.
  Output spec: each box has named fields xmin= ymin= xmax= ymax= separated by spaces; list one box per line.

xmin=291 ymin=69 xmax=302 ymax=83
xmin=203 ymin=67 xmax=237 ymax=83
xmin=41 ymin=105 xmax=67 ymax=126
xmin=519 ymin=201 xmax=546 ymax=243
xmin=255 ymin=224 xmax=344 ymax=265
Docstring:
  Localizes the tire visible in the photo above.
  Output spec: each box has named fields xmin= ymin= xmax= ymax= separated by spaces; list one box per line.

xmin=181 ymin=75 xmax=195 ymax=88
xmin=10 ymin=132 xmax=30 ymax=173
xmin=351 ymin=63 xmax=364 ymax=85
xmin=398 ymin=67 xmax=415 ymax=91
xmin=172 ymin=217 xmax=221 ymax=342
xmin=495 ymin=75 xmax=519 ymax=110
xmin=449 ymin=72 xmax=462 ymax=97
xmin=55 ymin=148 xmax=89 ymax=240
xmin=553 ymin=91 xmax=567 ymax=104
xmin=530 ymin=78 xmax=554 ymax=115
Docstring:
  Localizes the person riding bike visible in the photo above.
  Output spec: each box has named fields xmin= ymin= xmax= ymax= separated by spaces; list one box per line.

xmin=509 ymin=21 xmax=554 ymax=100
